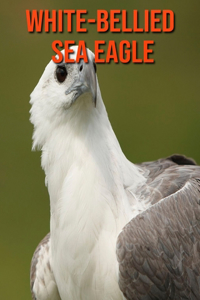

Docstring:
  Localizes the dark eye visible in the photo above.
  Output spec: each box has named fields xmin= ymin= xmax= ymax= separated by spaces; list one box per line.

xmin=93 ymin=62 xmax=97 ymax=73
xmin=56 ymin=66 xmax=67 ymax=83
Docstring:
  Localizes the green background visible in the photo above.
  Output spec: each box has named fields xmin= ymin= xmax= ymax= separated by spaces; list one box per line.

xmin=1 ymin=0 xmax=200 ymax=299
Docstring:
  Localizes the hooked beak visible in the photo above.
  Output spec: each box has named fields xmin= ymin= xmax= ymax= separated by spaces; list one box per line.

xmin=65 ymin=60 xmax=97 ymax=106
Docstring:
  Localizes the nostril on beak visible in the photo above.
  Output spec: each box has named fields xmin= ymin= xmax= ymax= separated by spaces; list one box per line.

xmin=79 ymin=64 xmax=83 ymax=72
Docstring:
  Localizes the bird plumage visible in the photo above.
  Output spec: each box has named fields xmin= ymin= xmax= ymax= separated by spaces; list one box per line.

xmin=30 ymin=233 xmax=61 ymax=300
xmin=30 ymin=47 xmax=200 ymax=300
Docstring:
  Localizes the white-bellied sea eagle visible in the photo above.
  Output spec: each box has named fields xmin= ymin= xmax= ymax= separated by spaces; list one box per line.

xmin=30 ymin=47 xmax=200 ymax=300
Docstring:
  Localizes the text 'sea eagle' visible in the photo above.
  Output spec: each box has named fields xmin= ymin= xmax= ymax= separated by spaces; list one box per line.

xmin=30 ymin=47 xmax=200 ymax=300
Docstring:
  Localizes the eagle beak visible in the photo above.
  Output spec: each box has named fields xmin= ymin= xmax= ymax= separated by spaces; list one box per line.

xmin=65 ymin=60 xmax=97 ymax=106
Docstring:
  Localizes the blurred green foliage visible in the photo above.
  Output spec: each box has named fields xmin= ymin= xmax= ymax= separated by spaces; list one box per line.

xmin=0 ymin=0 xmax=200 ymax=299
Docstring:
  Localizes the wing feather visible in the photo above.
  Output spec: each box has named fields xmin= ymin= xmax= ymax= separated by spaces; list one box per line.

xmin=117 ymin=172 xmax=200 ymax=300
xmin=30 ymin=233 xmax=61 ymax=300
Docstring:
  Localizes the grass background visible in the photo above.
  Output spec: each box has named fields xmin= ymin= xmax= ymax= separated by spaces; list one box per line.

xmin=0 ymin=0 xmax=200 ymax=299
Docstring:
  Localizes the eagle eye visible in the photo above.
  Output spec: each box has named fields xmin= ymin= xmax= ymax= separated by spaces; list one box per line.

xmin=56 ymin=66 xmax=67 ymax=83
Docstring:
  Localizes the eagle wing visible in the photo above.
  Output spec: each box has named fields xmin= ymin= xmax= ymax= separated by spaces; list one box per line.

xmin=30 ymin=233 xmax=61 ymax=300
xmin=117 ymin=155 xmax=200 ymax=300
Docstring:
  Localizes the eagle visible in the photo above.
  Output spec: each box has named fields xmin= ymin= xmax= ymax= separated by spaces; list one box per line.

xmin=30 ymin=47 xmax=200 ymax=300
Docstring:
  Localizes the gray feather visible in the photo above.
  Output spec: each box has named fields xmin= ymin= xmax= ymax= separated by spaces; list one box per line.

xmin=118 ymin=154 xmax=200 ymax=300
